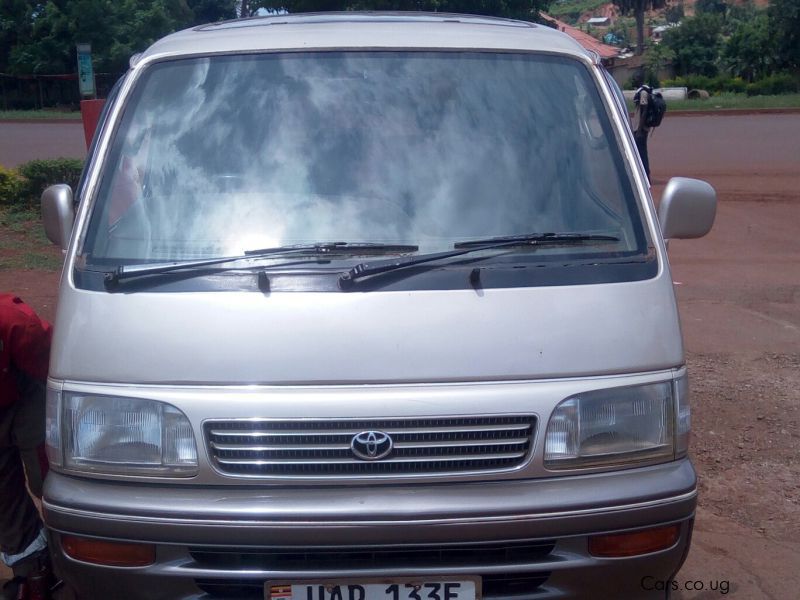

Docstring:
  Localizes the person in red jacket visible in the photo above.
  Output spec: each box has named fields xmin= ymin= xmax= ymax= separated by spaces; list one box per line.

xmin=1 ymin=294 xmax=52 ymax=599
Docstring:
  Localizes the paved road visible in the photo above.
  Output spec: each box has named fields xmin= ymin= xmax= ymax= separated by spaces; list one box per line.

xmin=652 ymin=113 xmax=800 ymax=174
xmin=650 ymin=113 xmax=800 ymax=201
xmin=0 ymin=121 xmax=86 ymax=168
xmin=2 ymin=112 xmax=799 ymax=178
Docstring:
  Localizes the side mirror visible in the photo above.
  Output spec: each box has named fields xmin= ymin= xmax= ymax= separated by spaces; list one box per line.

xmin=658 ymin=177 xmax=716 ymax=239
xmin=41 ymin=184 xmax=75 ymax=251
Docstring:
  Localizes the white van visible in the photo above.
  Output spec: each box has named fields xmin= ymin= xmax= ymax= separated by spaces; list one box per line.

xmin=41 ymin=13 xmax=716 ymax=599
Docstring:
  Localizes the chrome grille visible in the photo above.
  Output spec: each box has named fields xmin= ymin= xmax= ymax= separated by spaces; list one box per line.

xmin=205 ymin=416 xmax=536 ymax=477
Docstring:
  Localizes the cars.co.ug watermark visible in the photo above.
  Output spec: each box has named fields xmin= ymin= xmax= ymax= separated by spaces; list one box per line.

xmin=641 ymin=576 xmax=731 ymax=595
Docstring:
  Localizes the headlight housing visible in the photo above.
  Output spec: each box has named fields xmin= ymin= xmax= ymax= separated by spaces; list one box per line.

xmin=544 ymin=378 xmax=689 ymax=470
xmin=46 ymin=391 xmax=198 ymax=476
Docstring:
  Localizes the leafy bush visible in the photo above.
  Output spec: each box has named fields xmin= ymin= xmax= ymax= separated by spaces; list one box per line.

xmin=14 ymin=158 xmax=84 ymax=208
xmin=662 ymin=75 xmax=748 ymax=94
xmin=716 ymin=76 xmax=747 ymax=94
xmin=0 ymin=165 xmax=25 ymax=206
xmin=746 ymin=73 xmax=800 ymax=96
xmin=683 ymin=74 xmax=715 ymax=91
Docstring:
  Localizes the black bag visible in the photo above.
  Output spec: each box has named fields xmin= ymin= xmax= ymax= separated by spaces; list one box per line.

xmin=635 ymin=86 xmax=667 ymax=128
xmin=646 ymin=90 xmax=667 ymax=128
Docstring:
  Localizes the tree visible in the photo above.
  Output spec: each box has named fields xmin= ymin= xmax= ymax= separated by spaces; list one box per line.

xmin=664 ymin=2 xmax=683 ymax=24
xmin=769 ymin=0 xmax=800 ymax=72
xmin=644 ymin=40 xmax=675 ymax=86
xmin=3 ymin=0 xmax=553 ymax=79
xmin=723 ymin=11 xmax=774 ymax=81
xmin=0 ymin=1 xmax=36 ymax=73
xmin=661 ymin=13 xmax=722 ymax=77
xmin=612 ymin=0 xmax=666 ymax=55
xmin=8 ymin=1 xmax=122 ymax=75
xmin=251 ymin=1 xmax=551 ymax=21
xmin=5 ymin=1 xmax=180 ymax=74
xmin=106 ymin=1 xmax=194 ymax=72
xmin=3 ymin=1 xmax=239 ymax=76
xmin=189 ymin=0 xmax=238 ymax=22
xmin=723 ymin=0 xmax=758 ymax=36
xmin=694 ymin=0 xmax=726 ymax=16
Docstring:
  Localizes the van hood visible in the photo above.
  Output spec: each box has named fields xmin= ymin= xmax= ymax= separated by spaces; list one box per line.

xmin=51 ymin=276 xmax=683 ymax=384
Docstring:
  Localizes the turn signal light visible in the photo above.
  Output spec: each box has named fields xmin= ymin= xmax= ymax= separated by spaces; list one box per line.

xmin=588 ymin=524 xmax=681 ymax=557
xmin=62 ymin=535 xmax=155 ymax=567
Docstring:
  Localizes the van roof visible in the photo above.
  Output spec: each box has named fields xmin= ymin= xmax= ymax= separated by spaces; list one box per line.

xmin=136 ymin=12 xmax=593 ymax=65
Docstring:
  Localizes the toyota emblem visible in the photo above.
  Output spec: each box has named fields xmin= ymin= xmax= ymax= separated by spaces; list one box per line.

xmin=351 ymin=430 xmax=393 ymax=461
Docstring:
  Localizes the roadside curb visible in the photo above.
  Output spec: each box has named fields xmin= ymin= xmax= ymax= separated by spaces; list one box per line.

xmin=666 ymin=107 xmax=800 ymax=117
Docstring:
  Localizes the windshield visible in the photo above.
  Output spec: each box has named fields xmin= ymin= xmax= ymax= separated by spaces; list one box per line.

xmin=82 ymin=51 xmax=646 ymax=266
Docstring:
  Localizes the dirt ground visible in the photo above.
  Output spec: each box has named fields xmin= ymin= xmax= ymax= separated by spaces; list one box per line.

xmin=1 ymin=113 xmax=799 ymax=598
xmin=648 ymin=113 xmax=800 ymax=599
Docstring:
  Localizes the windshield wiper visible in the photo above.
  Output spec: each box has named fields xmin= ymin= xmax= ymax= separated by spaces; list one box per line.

xmin=244 ymin=242 xmax=418 ymax=255
xmin=453 ymin=232 xmax=619 ymax=248
xmin=338 ymin=233 xmax=619 ymax=289
xmin=104 ymin=242 xmax=418 ymax=288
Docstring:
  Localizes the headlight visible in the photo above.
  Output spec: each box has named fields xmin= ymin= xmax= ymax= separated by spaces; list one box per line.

xmin=544 ymin=380 xmax=685 ymax=469
xmin=48 ymin=391 xmax=198 ymax=476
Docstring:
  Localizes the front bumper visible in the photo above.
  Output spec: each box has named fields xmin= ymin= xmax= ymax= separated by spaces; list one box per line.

xmin=44 ymin=460 xmax=697 ymax=599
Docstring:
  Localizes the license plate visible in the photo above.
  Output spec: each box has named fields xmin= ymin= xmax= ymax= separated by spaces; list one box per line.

xmin=266 ymin=577 xmax=480 ymax=600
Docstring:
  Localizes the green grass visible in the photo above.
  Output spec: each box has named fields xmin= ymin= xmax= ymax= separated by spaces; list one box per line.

xmin=668 ymin=93 xmax=800 ymax=111
xmin=0 ymin=109 xmax=81 ymax=120
xmin=0 ymin=206 xmax=63 ymax=270
xmin=626 ymin=93 xmax=800 ymax=112
xmin=0 ymin=251 xmax=63 ymax=270
xmin=548 ymin=0 xmax=608 ymax=22
xmin=0 ymin=206 xmax=36 ymax=231
xmin=17 ymin=251 xmax=63 ymax=270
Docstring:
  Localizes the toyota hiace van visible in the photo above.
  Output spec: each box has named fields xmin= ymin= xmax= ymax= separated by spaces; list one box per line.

xmin=41 ymin=13 xmax=716 ymax=599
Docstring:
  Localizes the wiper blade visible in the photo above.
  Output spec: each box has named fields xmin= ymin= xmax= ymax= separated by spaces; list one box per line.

xmin=105 ymin=245 xmax=321 ymax=287
xmin=338 ymin=233 xmax=619 ymax=289
xmin=104 ymin=242 xmax=418 ymax=288
xmin=453 ymin=232 xmax=619 ymax=248
xmin=244 ymin=242 xmax=418 ymax=255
